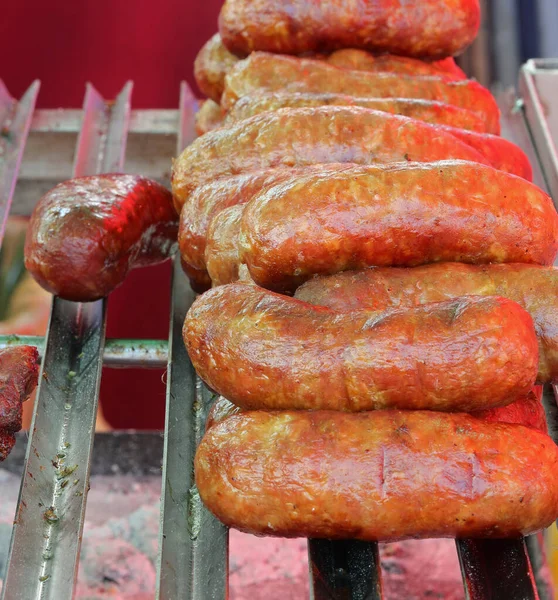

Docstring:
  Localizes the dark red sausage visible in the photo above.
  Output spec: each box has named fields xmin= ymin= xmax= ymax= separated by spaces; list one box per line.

xmin=184 ymin=283 xmax=538 ymax=412
xmin=196 ymin=410 xmax=558 ymax=540
xmin=25 ymin=174 xmax=178 ymax=302
xmin=0 ymin=346 xmax=40 ymax=461
xmin=219 ymin=0 xmax=481 ymax=59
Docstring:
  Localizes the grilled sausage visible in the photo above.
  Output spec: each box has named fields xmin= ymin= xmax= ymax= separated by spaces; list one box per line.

xmin=195 ymin=99 xmax=226 ymax=136
xmin=196 ymin=410 xmax=558 ymax=540
xmin=218 ymin=0 xmax=481 ymax=59
xmin=206 ymin=205 xmax=243 ymax=286
xmin=25 ymin=174 xmax=178 ymax=302
xmin=221 ymin=54 xmax=500 ymax=133
xmin=238 ymin=162 xmax=558 ymax=293
xmin=194 ymin=33 xmax=241 ymax=102
xmin=206 ymin=387 xmax=547 ymax=433
xmin=226 ymin=93 xmax=489 ymax=133
xmin=171 ymin=107 xmax=490 ymax=210
xmin=0 ymin=346 xmax=40 ymax=460
xmin=438 ymin=125 xmax=532 ymax=180
xmin=295 ymin=264 xmax=558 ymax=383
xmin=326 ymin=49 xmax=466 ymax=79
xmin=474 ymin=386 xmax=547 ymax=433
xmin=185 ymin=283 xmax=538 ymax=412
xmin=179 ymin=168 xmax=309 ymax=271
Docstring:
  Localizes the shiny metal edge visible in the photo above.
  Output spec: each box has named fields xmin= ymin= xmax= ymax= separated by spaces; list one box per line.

xmin=519 ymin=60 xmax=558 ymax=203
xmin=1 ymin=82 xmax=132 ymax=600
xmin=0 ymin=80 xmax=40 ymax=246
xmin=0 ymin=335 xmax=168 ymax=369
xmin=157 ymin=81 xmax=228 ymax=600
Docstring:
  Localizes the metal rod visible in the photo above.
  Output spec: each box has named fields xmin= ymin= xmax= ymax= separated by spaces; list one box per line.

xmin=308 ymin=539 xmax=383 ymax=600
xmin=519 ymin=59 xmax=558 ymax=203
xmin=0 ymin=335 xmax=168 ymax=369
xmin=1 ymin=82 xmax=132 ymax=600
xmin=457 ymin=539 xmax=538 ymax=600
xmin=0 ymin=80 xmax=40 ymax=246
xmin=157 ymin=81 xmax=229 ymax=600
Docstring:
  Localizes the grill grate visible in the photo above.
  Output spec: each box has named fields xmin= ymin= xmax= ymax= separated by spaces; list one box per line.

xmin=0 ymin=61 xmax=557 ymax=599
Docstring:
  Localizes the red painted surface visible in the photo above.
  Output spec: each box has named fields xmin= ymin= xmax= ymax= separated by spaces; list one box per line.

xmin=1 ymin=0 xmax=224 ymax=429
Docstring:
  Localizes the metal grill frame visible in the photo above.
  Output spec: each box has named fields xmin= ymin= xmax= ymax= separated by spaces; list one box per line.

xmin=0 ymin=61 xmax=556 ymax=599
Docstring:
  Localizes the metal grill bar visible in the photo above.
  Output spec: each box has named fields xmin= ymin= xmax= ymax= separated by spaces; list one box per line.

xmin=0 ymin=335 xmax=169 ymax=368
xmin=156 ymin=81 xmax=228 ymax=600
xmin=1 ymin=82 xmax=132 ymax=600
xmin=457 ymin=539 xmax=538 ymax=600
xmin=309 ymin=539 xmax=383 ymax=600
xmin=0 ymin=80 xmax=40 ymax=246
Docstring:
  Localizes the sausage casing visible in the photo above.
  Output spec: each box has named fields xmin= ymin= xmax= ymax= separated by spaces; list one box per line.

xmin=171 ymin=107 xmax=490 ymax=209
xmin=185 ymin=283 xmax=538 ymax=412
xmin=238 ymin=162 xmax=558 ymax=293
xmin=295 ymin=264 xmax=558 ymax=383
xmin=196 ymin=410 xmax=558 ymax=540
xmin=326 ymin=49 xmax=466 ymax=79
xmin=218 ymin=0 xmax=481 ymax=59
xmin=195 ymin=99 xmax=226 ymax=136
xmin=179 ymin=169 xmax=306 ymax=269
xmin=221 ymin=53 xmax=500 ymax=133
xmin=25 ymin=174 xmax=178 ymax=302
xmin=194 ymin=33 xmax=241 ymax=102
xmin=226 ymin=93 xmax=490 ymax=133
xmin=206 ymin=387 xmax=548 ymax=434
xmin=205 ymin=205 xmax=244 ymax=286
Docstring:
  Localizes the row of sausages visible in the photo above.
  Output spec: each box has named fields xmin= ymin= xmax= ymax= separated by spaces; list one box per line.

xmin=182 ymin=0 xmax=558 ymax=542
xmin=17 ymin=0 xmax=558 ymax=542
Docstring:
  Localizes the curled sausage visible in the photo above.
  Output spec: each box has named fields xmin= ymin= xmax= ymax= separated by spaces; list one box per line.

xmin=171 ymin=107 xmax=490 ymax=210
xmin=226 ymin=93 xmax=489 ymax=133
xmin=185 ymin=283 xmax=538 ymax=412
xmin=218 ymin=0 xmax=481 ymax=59
xmin=238 ymin=162 xmax=558 ymax=293
xmin=194 ymin=33 xmax=241 ymax=102
xmin=0 ymin=346 xmax=40 ymax=460
xmin=295 ymin=264 xmax=558 ymax=383
xmin=196 ymin=410 xmax=558 ymax=540
xmin=221 ymin=53 xmax=500 ymax=133
xmin=25 ymin=174 xmax=178 ymax=302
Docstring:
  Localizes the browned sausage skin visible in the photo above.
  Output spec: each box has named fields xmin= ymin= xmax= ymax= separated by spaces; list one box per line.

xmin=171 ymin=107 xmax=491 ymax=210
xmin=196 ymin=410 xmax=558 ymax=540
xmin=206 ymin=387 xmax=548 ymax=433
xmin=195 ymin=99 xmax=226 ymax=136
xmin=25 ymin=174 xmax=178 ymax=302
xmin=0 ymin=346 xmax=40 ymax=461
xmin=226 ymin=93 xmax=490 ymax=133
xmin=295 ymin=264 xmax=558 ymax=383
xmin=238 ymin=162 xmax=557 ymax=294
xmin=194 ymin=33 xmax=241 ymax=102
xmin=218 ymin=0 xmax=481 ymax=59
xmin=185 ymin=283 xmax=538 ymax=412
xmin=326 ymin=49 xmax=466 ymax=79
xmin=178 ymin=168 xmax=308 ymax=271
xmin=221 ymin=54 xmax=500 ymax=133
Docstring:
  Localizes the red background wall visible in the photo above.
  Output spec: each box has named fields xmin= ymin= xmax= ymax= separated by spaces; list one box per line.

xmin=1 ymin=0 xmax=224 ymax=429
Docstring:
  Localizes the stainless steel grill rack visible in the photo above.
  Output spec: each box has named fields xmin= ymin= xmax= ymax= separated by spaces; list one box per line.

xmin=0 ymin=59 xmax=558 ymax=599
